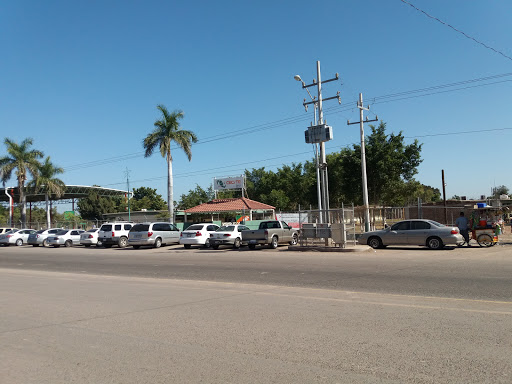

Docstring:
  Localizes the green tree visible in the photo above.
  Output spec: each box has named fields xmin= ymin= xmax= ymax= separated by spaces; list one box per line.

xmin=77 ymin=190 xmax=118 ymax=220
xmin=0 ymin=138 xmax=43 ymax=227
xmin=27 ymin=156 xmax=66 ymax=228
xmin=338 ymin=122 xmax=422 ymax=206
xmin=130 ymin=186 xmax=167 ymax=211
xmin=143 ymin=105 xmax=197 ymax=222
xmin=491 ymin=185 xmax=509 ymax=199
xmin=177 ymin=184 xmax=215 ymax=210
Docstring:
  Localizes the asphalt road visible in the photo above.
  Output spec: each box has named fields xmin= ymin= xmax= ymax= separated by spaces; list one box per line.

xmin=1 ymin=243 xmax=512 ymax=301
xmin=1 ymin=244 xmax=512 ymax=383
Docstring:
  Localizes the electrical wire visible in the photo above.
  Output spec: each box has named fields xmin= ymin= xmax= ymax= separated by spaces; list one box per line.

xmin=399 ymin=0 xmax=512 ymax=62
xmin=62 ymin=71 xmax=512 ymax=173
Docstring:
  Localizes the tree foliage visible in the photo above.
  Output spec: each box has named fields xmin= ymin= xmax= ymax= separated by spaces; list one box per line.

xmin=0 ymin=138 xmax=44 ymax=226
xmin=77 ymin=190 xmax=123 ymax=220
xmin=176 ymin=185 xmax=215 ymax=210
xmin=337 ymin=122 xmax=423 ymax=206
xmin=130 ymin=186 xmax=167 ymax=211
xmin=143 ymin=105 xmax=198 ymax=221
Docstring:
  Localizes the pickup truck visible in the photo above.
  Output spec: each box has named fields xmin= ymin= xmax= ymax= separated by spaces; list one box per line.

xmin=242 ymin=220 xmax=299 ymax=249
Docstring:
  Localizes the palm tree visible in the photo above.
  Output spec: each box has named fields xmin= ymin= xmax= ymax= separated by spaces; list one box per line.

xmin=0 ymin=138 xmax=43 ymax=227
xmin=28 ymin=156 xmax=66 ymax=229
xmin=143 ymin=105 xmax=197 ymax=222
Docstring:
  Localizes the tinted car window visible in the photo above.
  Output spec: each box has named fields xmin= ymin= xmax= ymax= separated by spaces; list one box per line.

xmin=238 ymin=226 xmax=249 ymax=231
xmin=71 ymin=231 xmax=79 ymax=235
xmin=391 ymin=221 xmax=410 ymax=231
xmin=49 ymin=229 xmax=61 ymax=234
xmin=170 ymin=224 xmax=179 ymax=231
xmin=412 ymin=221 xmax=431 ymax=230
xmin=87 ymin=229 xmax=98 ymax=233
xmin=56 ymin=230 xmax=68 ymax=235
xmin=428 ymin=220 xmax=445 ymax=227
xmin=218 ymin=226 xmax=235 ymax=232
xmin=124 ymin=224 xmax=132 ymax=230
xmin=114 ymin=225 xmax=121 ymax=230
xmin=186 ymin=225 xmax=203 ymax=231
xmin=101 ymin=225 xmax=112 ymax=231
xmin=36 ymin=229 xmax=45 ymax=234
xmin=131 ymin=224 xmax=150 ymax=232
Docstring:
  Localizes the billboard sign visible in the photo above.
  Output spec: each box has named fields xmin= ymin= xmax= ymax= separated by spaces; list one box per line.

xmin=214 ymin=176 xmax=244 ymax=191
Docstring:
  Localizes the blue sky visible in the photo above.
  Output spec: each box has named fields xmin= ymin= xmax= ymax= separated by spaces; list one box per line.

xmin=1 ymin=0 xmax=512 ymax=210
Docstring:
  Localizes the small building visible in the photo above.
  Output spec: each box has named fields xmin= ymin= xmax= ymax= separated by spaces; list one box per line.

xmin=184 ymin=197 xmax=275 ymax=223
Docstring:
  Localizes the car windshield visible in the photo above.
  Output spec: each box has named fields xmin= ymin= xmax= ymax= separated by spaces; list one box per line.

xmin=217 ymin=226 xmax=235 ymax=232
xmin=428 ymin=220 xmax=445 ymax=227
xmin=55 ymin=230 xmax=68 ymax=235
xmin=185 ymin=225 xmax=204 ymax=231
xmin=130 ymin=224 xmax=150 ymax=232
xmin=87 ymin=228 xmax=98 ymax=233
xmin=36 ymin=229 xmax=45 ymax=234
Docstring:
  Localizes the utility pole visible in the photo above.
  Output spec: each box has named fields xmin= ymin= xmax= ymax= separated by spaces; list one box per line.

xmin=124 ymin=168 xmax=131 ymax=222
xmin=348 ymin=93 xmax=378 ymax=232
xmin=295 ymin=61 xmax=341 ymax=223
xmin=442 ymin=169 xmax=447 ymax=224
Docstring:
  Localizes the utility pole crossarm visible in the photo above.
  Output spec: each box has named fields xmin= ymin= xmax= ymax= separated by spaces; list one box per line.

xmin=302 ymin=73 xmax=339 ymax=89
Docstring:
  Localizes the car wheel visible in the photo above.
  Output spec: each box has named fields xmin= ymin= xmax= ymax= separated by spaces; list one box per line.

xmin=368 ymin=236 xmax=383 ymax=249
xmin=133 ymin=245 xmax=141 ymax=249
xmin=118 ymin=237 xmax=128 ymax=248
xmin=42 ymin=239 xmax=48 ymax=247
xmin=233 ymin=238 xmax=241 ymax=249
xmin=65 ymin=240 xmax=72 ymax=248
xmin=269 ymin=236 xmax=279 ymax=249
xmin=96 ymin=240 xmax=102 ymax=247
xmin=212 ymin=244 xmax=219 ymax=250
xmin=289 ymin=234 xmax=298 ymax=246
xmin=184 ymin=244 xmax=191 ymax=249
xmin=15 ymin=239 xmax=23 ymax=246
xmin=248 ymin=244 xmax=256 ymax=250
xmin=154 ymin=238 xmax=162 ymax=248
xmin=427 ymin=236 xmax=443 ymax=250
xmin=204 ymin=238 xmax=210 ymax=248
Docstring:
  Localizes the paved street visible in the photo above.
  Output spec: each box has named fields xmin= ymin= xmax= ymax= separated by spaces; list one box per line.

xmin=1 ymin=244 xmax=511 ymax=383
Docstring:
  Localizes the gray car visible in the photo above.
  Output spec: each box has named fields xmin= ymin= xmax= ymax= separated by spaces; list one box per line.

xmin=358 ymin=219 xmax=464 ymax=250
xmin=28 ymin=228 xmax=64 ymax=247
xmin=128 ymin=222 xmax=181 ymax=249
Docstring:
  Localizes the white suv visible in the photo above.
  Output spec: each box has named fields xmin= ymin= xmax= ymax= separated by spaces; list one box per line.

xmin=98 ymin=222 xmax=133 ymax=248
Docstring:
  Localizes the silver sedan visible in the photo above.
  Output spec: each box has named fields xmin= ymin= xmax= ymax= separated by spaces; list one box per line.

xmin=358 ymin=219 xmax=464 ymax=249
xmin=47 ymin=229 xmax=85 ymax=247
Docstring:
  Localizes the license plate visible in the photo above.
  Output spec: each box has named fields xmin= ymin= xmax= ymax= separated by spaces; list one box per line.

xmin=187 ymin=234 xmax=192 ymax=238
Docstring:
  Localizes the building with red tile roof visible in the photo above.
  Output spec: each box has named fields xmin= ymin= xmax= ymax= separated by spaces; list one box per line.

xmin=184 ymin=197 xmax=275 ymax=221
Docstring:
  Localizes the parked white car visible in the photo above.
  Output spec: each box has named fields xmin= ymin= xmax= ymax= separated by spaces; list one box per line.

xmin=47 ymin=229 xmax=85 ymax=247
xmin=211 ymin=224 xmax=250 ymax=249
xmin=28 ymin=228 xmax=63 ymax=247
xmin=80 ymin=228 xmax=101 ymax=247
xmin=179 ymin=223 xmax=220 ymax=248
xmin=0 ymin=229 xmax=36 ymax=246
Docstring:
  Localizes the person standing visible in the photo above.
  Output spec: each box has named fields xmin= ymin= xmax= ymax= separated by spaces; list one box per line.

xmin=456 ymin=212 xmax=470 ymax=246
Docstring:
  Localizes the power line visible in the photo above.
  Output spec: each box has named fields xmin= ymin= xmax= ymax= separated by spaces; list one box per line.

xmin=399 ymin=0 xmax=512 ymax=62
xmin=100 ymin=126 xmax=512 ymax=188
xmin=62 ymin=71 xmax=512 ymax=173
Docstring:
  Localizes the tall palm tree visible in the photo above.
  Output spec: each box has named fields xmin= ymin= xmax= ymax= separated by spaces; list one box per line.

xmin=0 ymin=138 xmax=43 ymax=227
xmin=28 ymin=156 xmax=66 ymax=229
xmin=143 ymin=105 xmax=197 ymax=222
